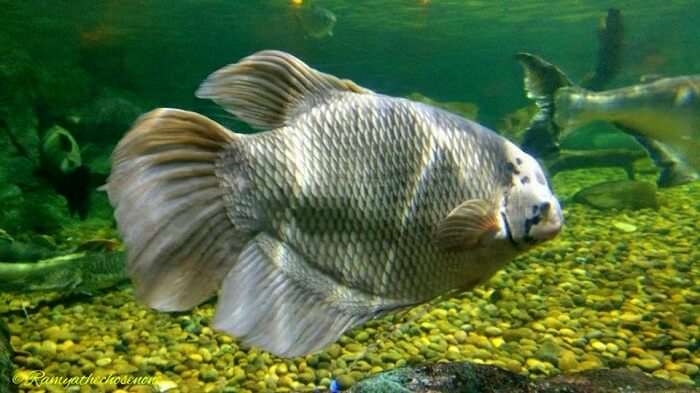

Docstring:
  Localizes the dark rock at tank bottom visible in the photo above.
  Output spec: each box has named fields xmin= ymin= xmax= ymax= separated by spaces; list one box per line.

xmin=348 ymin=362 xmax=699 ymax=393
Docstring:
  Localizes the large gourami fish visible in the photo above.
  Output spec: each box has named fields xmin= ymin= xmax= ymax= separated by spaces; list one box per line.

xmin=517 ymin=52 xmax=700 ymax=182
xmin=105 ymin=51 xmax=563 ymax=357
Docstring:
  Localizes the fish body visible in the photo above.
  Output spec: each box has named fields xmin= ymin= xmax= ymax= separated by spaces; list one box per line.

xmin=106 ymin=51 xmax=562 ymax=357
xmin=555 ymin=78 xmax=700 ymax=169
xmin=296 ymin=4 xmax=336 ymax=39
xmin=517 ymin=52 xmax=700 ymax=181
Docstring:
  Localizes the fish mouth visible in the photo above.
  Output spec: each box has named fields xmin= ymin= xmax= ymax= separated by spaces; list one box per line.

xmin=529 ymin=200 xmax=563 ymax=242
xmin=500 ymin=211 xmax=519 ymax=248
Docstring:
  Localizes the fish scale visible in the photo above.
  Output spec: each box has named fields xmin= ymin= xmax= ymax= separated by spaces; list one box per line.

xmin=229 ymin=93 xmax=507 ymax=300
xmin=106 ymin=50 xmax=562 ymax=357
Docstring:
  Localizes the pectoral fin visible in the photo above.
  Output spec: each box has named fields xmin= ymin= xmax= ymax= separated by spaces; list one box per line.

xmin=433 ymin=199 xmax=500 ymax=252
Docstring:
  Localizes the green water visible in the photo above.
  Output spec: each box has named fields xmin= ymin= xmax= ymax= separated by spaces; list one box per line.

xmin=4 ymin=0 xmax=699 ymax=126
xmin=1 ymin=1 xmax=699 ymax=392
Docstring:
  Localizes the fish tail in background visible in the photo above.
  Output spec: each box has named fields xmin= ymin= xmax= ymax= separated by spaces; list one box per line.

xmin=580 ymin=8 xmax=624 ymax=91
xmin=515 ymin=52 xmax=577 ymax=159
xmin=105 ymin=108 xmax=247 ymax=312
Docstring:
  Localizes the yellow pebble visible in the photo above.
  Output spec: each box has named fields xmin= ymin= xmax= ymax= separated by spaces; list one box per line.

xmin=577 ymin=359 xmax=602 ymax=371
xmin=559 ymin=328 xmax=576 ymax=337
xmin=558 ymin=350 xmax=578 ymax=372
xmin=278 ymin=363 xmax=288 ymax=374
xmin=58 ymin=340 xmax=74 ymax=351
xmin=591 ymin=341 xmax=606 ymax=352
xmin=491 ymin=337 xmax=504 ymax=348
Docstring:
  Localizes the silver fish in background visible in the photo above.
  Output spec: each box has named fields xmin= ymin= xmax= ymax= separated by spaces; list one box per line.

xmin=105 ymin=51 xmax=562 ymax=357
xmin=295 ymin=3 xmax=336 ymax=39
xmin=517 ymin=52 xmax=700 ymax=185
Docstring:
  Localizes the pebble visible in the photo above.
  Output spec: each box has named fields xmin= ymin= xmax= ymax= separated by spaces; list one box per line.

xmin=635 ymin=357 xmax=663 ymax=371
xmin=466 ymin=335 xmax=492 ymax=349
xmin=619 ymin=312 xmax=641 ymax=323
xmin=26 ymin=356 xmax=45 ymax=369
xmin=484 ymin=326 xmax=503 ymax=337
xmin=355 ymin=331 xmax=370 ymax=342
xmin=40 ymin=340 xmax=57 ymax=357
xmin=345 ymin=343 xmax=364 ymax=353
xmin=591 ymin=341 xmax=606 ymax=352
xmin=41 ymin=326 xmax=74 ymax=342
xmin=605 ymin=343 xmax=619 ymax=353
xmin=670 ymin=348 xmax=690 ymax=360
xmin=558 ymin=350 xmax=578 ymax=372
xmin=199 ymin=348 xmax=213 ymax=362
xmin=380 ymin=351 xmax=402 ymax=363
xmin=454 ymin=330 xmax=467 ymax=343
xmin=153 ymin=379 xmax=178 ymax=392
xmin=200 ymin=367 xmax=218 ymax=382
xmin=298 ymin=371 xmax=315 ymax=384
xmin=95 ymin=357 xmax=112 ymax=367
xmin=577 ymin=359 xmax=603 ymax=371
xmin=613 ymin=222 xmax=637 ymax=233
xmin=4 ymin=177 xmax=699 ymax=390
xmin=559 ymin=328 xmax=576 ymax=337
xmin=335 ymin=374 xmax=356 ymax=389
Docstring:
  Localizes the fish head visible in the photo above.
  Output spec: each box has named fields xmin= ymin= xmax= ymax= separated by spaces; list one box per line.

xmin=500 ymin=142 xmax=563 ymax=248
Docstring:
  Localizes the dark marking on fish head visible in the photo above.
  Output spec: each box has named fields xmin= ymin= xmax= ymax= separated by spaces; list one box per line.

xmin=505 ymin=161 xmax=520 ymax=175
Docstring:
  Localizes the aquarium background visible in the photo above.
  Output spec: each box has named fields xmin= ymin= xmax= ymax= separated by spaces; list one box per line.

xmin=1 ymin=0 xmax=699 ymax=392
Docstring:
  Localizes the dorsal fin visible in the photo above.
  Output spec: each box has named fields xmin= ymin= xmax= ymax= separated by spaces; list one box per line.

xmin=196 ymin=50 xmax=372 ymax=129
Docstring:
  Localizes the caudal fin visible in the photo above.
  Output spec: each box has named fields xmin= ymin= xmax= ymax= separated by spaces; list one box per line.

xmin=105 ymin=108 xmax=246 ymax=311
xmin=515 ymin=53 xmax=577 ymax=158
xmin=516 ymin=52 xmax=574 ymax=109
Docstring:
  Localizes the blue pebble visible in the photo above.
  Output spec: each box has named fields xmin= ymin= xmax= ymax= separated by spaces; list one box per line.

xmin=330 ymin=378 xmax=340 ymax=393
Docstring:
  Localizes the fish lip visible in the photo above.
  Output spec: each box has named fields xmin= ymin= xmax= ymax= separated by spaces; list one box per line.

xmin=532 ymin=205 xmax=563 ymax=241
xmin=500 ymin=211 xmax=520 ymax=248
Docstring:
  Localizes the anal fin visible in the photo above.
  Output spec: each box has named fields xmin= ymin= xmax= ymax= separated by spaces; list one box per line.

xmin=213 ymin=233 xmax=407 ymax=357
